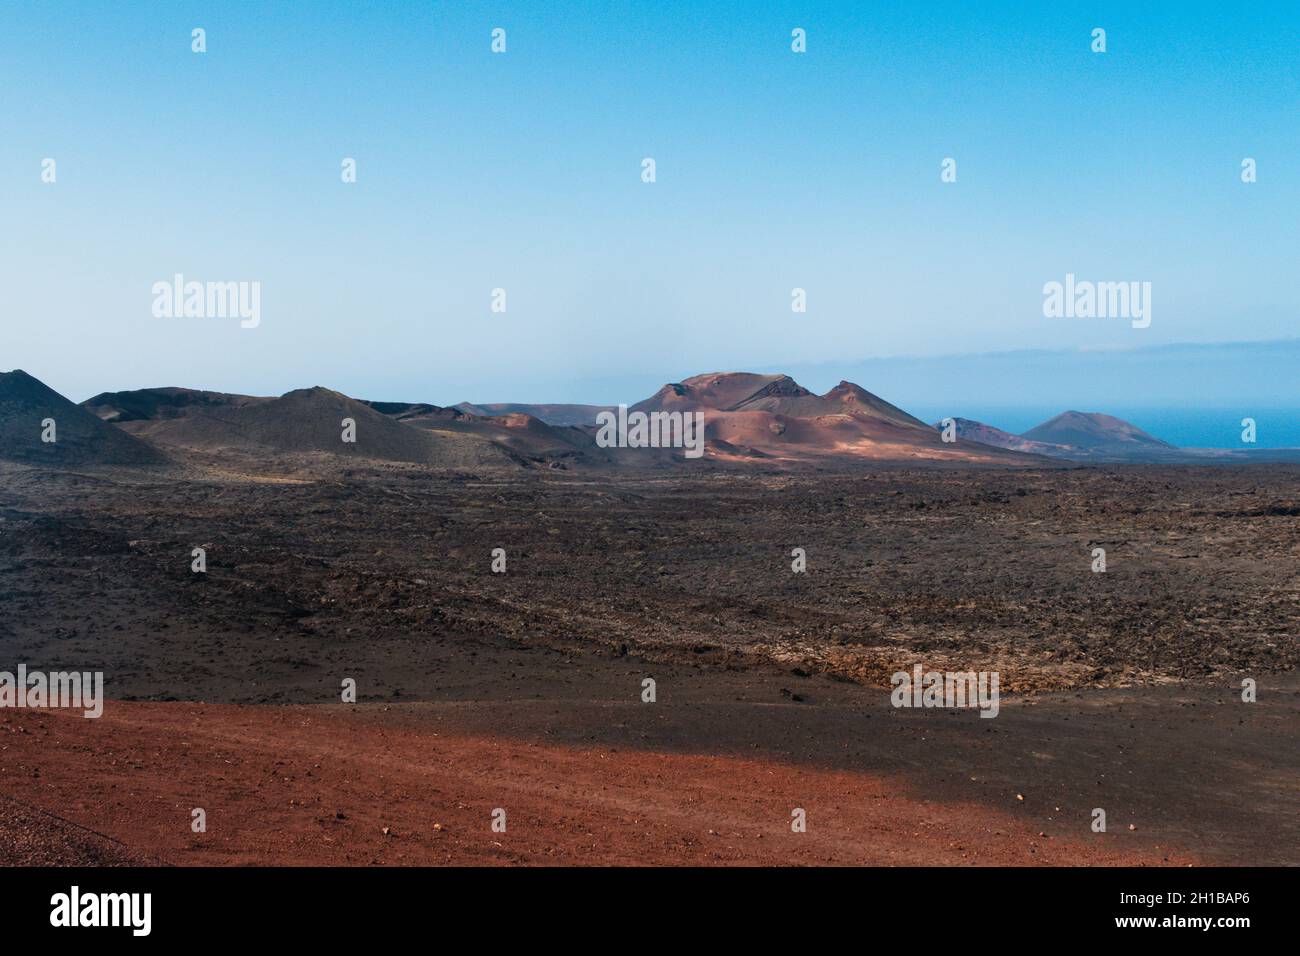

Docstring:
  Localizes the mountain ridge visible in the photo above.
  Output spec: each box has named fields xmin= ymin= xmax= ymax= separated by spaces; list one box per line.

xmin=5 ymin=367 xmax=1287 ymax=471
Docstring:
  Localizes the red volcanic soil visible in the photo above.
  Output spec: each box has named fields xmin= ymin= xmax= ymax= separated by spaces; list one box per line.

xmin=0 ymin=791 xmax=154 ymax=865
xmin=1 ymin=701 xmax=1199 ymax=867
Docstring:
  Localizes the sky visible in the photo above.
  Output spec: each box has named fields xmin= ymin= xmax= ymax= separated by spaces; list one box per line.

xmin=1 ymin=1 xmax=1297 ymax=408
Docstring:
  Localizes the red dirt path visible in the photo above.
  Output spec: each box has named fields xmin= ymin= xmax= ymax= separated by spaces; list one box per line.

xmin=0 ymin=702 xmax=1193 ymax=866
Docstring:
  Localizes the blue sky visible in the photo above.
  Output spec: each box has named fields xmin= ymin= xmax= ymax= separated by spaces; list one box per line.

xmin=2 ymin=1 xmax=1297 ymax=406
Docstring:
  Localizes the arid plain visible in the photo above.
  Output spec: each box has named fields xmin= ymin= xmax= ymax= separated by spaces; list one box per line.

xmin=1 ymin=369 xmax=1297 ymax=865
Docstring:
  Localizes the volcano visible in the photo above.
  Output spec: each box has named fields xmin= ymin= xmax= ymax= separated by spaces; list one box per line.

xmin=1022 ymin=411 xmax=1175 ymax=452
xmin=82 ymin=386 xmax=271 ymax=423
xmin=932 ymin=417 xmax=1075 ymax=456
xmin=115 ymin=386 xmax=515 ymax=467
xmin=628 ymin=372 xmax=1042 ymax=464
xmin=0 ymin=370 xmax=166 ymax=467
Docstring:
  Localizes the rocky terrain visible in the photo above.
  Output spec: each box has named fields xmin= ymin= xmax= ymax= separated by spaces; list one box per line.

xmin=1 ymin=367 xmax=1296 ymax=867
xmin=2 ymin=458 xmax=1295 ymax=699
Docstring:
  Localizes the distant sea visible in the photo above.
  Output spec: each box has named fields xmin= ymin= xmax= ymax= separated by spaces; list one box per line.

xmin=906 ymin=407 xmax=1300 ymax=450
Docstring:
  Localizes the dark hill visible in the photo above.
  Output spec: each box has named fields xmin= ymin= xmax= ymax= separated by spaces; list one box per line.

xmin=1022 ymin=411 xmax=1175 ymax=451
xmin=0 ymin=370 xmax=166 ymax=466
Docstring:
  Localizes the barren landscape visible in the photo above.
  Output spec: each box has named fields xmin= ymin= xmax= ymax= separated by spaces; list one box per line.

xmin=5 ymin=9 xmax=1297 ymax=943
xmin=2 ymin=445 xmax=1296 ymax=865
